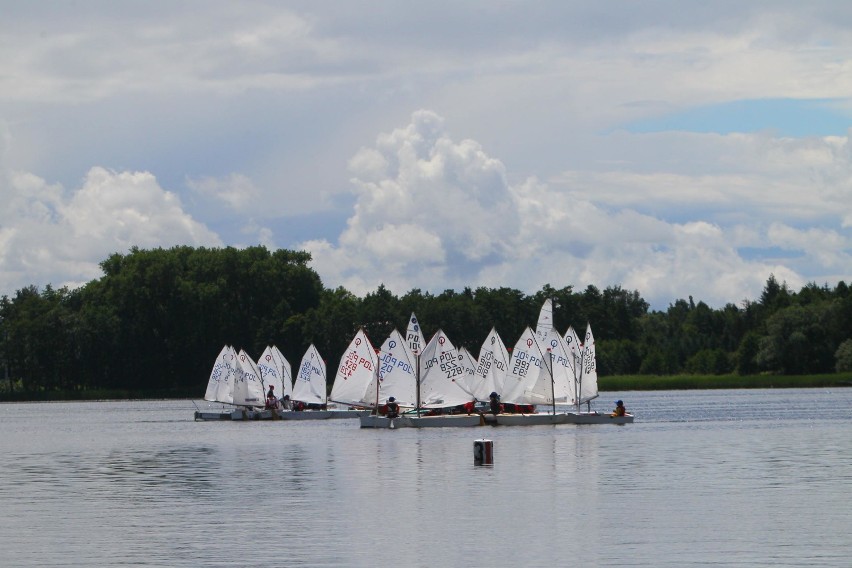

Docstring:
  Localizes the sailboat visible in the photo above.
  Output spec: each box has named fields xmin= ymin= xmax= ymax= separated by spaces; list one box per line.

xmin=195 ymin=345 xmax=238 ymax=420
xmin=564 ymin=323 xmax=634 ymax=424
xmin=359 ymin=328 xmax=420 ymax=428
xmin=329 ymin=328 xmax=379 ymax=408
xmin=362 ymin=327 xmax=483 ymax=428
xmin=279 ymin=343 xmax=368 ymax=420
xmin=490 ymin=327 xmax=569 ymax=425
xmin=469 ymin=328 xmax=510 ymax=402
xmin=229 ymin=349 xmax=268 ymax=420
xmin=535 ymin=298 xmax=554 ymax=344
xmin=402 ymin=330 xmax=483 ymax=427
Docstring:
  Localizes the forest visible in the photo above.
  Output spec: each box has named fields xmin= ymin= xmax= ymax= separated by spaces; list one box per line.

xmin=1 ymin=245 xmax=851 ymax=398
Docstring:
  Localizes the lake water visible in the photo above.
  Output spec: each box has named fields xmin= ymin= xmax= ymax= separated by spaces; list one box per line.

xmin=1 ymin=388 xmax=851 ymax=567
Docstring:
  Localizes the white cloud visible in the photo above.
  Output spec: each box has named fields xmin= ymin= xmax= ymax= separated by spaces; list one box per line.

xmin=0 ymin=166 xmax=221 ymax=295
xmin=2 ymin=3 xmax=851 ymax=309
xmin=305 ymin=110 xmax=851 ymax=309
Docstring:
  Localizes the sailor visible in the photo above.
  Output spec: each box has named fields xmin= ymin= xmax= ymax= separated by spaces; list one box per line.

xmin=463 ymin=398 xmax=476 ymax=415
xmin=265 ymin=385 xmax=277 ymax=409
xmin=281 ymin=394 xmax=292 ymax=410
xmin=612 ymin=400 xmax=626 ymax=417
xmin=488 ymin=392 xmax=501 ymax=416
xmin=386 ymin=396 xmax=400 ymax=419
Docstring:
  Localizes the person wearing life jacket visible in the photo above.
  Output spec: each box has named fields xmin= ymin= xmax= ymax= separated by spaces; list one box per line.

xmin=265 ymin=385 xmax=278 ymax=409
xmin=386 ymin=396 xmax=400 ymax=419
xmin=612 ymin=400 xmax=626 ymax=417
xmin=463 ymin=398 xmax=476 ymax=415
xmin=280 ymin=394 xmax=292 ymax=410
xmin=488 ymin=392 xmax=502 ymax=416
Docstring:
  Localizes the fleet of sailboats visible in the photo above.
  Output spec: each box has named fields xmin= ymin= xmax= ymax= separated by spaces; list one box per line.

xmin=195 ymin=301 xmax=633 ymax=425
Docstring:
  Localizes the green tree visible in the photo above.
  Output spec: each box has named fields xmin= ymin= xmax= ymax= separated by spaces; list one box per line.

xmin=835 ymin=339 xmax=852 ymax=372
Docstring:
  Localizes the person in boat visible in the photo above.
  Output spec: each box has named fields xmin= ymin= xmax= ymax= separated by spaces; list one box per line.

xmin=280 ymin=394 xmax=292 ymax=410
xmin=488 ymin=392 xmax=502 ymax=416
xmin=612 ymin=400 xmax=626 ymax=417
xmin=386 ymin=396 xmax=400 ymax=419
xmin=463 ymin=398 xmax=476 ymax=415
xmin=265 ymin=385 xmax=278 ymax=409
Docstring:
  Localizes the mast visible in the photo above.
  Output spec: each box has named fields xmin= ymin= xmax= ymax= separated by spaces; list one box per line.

xmin=576 ymin=338 xmax=584 ymax=413
xmin=375 ymin=349 xmax=381 ymax=415
xmin=547 ymin=347 xmax=556 ymax=416
xmin=415 ymin=351 xmax=421 ymax=417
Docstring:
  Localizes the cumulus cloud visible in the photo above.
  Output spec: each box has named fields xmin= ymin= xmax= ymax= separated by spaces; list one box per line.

xmin=304 ymin=110 xmax=850 ymax=309
xmin=0 ymin=165 xmax=221 ymax=295
xmin=3 ymin=3 xmax=851 ymax=309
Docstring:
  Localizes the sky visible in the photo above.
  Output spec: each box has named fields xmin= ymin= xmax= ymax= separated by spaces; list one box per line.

xmin=1 ymin=0 xmax=850 ymax=311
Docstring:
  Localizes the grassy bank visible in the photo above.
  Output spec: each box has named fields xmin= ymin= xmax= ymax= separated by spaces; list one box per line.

xmin=600 ymin=372 xmax=852 ymax=391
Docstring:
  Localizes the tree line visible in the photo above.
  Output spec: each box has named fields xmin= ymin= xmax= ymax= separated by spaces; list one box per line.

xmin=1 ymin=246 xmax=851 ymax=396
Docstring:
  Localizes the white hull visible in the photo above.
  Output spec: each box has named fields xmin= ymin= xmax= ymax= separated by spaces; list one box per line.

xmin=486 ymin=413 xmax=569 ymax=426
xmin=564 ymin=412 xmax=634 ymax=424
xmin=279 ymin=409 xmax=368 ymax=420
xmin=359 ymin=413 xmax=485 ymax=428
xmin=226 ymin=408 xmax=368 ymax=421
xmin=194 ymin=410 xmax=233 ymax=421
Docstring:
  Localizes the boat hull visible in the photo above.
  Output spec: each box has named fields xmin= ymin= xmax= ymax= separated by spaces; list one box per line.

xmin=194 ymin=410 xmax=233 ymax=421
xmin=564 ymin=412 xmax=634 ymax=424
xmin=278 ymin=409 xmax=367 ymax=420
xmin=359 ymin=413 xmax=485 ymax=428
xmin=486 ymin=413 xmax=570 ymax=426
xmin=225 ymin=408 xmax=368 ymax=421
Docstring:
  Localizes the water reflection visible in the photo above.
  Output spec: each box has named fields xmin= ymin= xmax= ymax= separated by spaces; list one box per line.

xmin=1 ymin=392 xmax=851 ymax=567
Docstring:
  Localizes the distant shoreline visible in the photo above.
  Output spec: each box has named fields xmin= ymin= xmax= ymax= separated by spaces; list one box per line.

xmin=1 ymin=373 xmax=850 ymax=402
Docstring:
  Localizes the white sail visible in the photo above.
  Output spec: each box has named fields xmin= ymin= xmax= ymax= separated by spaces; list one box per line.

xmin=535 ymin=298 xmax=554 ymax=343
xmin=374 ymin=329 xmax=417 ymax=406
xmin=217 ymin=346 xmax=238 ymax=403
xmin=579 ymin=323 xmax=599 ymax=404
xmin=204 ymin=345 xmax=235 ymax=404
xmin=502 ymin=327 xmax=550 ymax=405
xmin=418 ymin=330 xmax=471 ymax=408
xmin=330 ymin=329 xmax=378 ymax=406
xmin=257 ymin=345 xmax=284 ymax=399
xmin=541 ymin=328 xmax=575 ymax=404
xmin=405 ymin=312 xmax=424 ymax=357
xmin=471 ymin=328 xmax=510 ymax=400
xmin=564 ymin=326 xmax=582 ymax=367
xmin=233 ymin=349 xmax=265 ymax=407
xmin=292 ymin=344 xmax=327 ymax=405
xmin=457 ymin=346 xmax=478 ymax=398
xmin=271 ymin=345 xmax=293 ymax=398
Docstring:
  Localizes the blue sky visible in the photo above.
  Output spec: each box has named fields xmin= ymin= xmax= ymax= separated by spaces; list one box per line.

xmin=626 ymin=98 xmax=852 ymax=137
xmin=0 ymin=1 xmax=850 ymax=313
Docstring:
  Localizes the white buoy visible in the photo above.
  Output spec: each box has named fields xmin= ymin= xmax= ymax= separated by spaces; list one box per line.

xmin=473 ymin=439 xmax=493 ymax=465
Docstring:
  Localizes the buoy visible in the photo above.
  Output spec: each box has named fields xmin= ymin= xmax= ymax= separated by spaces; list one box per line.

xmin=473 ymin=439 xmax=493 ymax=465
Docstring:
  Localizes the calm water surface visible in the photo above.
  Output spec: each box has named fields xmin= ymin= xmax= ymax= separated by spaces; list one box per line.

xmin=1 ymin=389 xmax=851 ymax=567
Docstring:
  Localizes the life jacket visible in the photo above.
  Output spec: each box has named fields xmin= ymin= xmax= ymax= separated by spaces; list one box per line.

xmin=614 ymin=406 xmax=626 ymax=416
xmin=387 ymin=402 xmax=400 ymax=417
